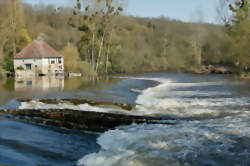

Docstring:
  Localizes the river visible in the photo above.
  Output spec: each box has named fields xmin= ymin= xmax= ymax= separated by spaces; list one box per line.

xmin=0 ymin=73 xmax=249 ymax=166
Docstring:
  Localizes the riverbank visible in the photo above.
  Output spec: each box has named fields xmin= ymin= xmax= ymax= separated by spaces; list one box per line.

xmin=184 ymin=65 xmax=236 ymax=75
xmin=1 ymin=63 xmax=248 ymax=80
xmin=239 ymin=72 xmax=250 ymax=79
xmin=184 ymin=65 xmax=250 ymax=80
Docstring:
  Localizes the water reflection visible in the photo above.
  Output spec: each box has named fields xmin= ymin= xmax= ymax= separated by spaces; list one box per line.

xmin=15 ymin=76 xmax=64 ymax=91
xmin=0 ymin=76 xmax=123 ymax=106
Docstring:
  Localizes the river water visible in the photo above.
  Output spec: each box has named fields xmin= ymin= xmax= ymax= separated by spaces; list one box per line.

xmin=0 ymin=73 xmax=249 ymax=166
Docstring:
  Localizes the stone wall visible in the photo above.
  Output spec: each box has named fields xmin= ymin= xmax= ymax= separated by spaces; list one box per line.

xmin=14 ymin=57 xmax=64 ymax=76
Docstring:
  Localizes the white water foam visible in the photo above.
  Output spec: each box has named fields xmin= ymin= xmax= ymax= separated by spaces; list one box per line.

xmin=19 ymin=100 xmax=132 ymax=115
xmin=78 ymin=76 xmax=250 ymax=166
xmin=19 ymin=77 xmax=249 ymax=117
xmin=131 ymin=77 xmax=249 ymax=117
xmin=78 ymin=114 xmax=250 ymax=166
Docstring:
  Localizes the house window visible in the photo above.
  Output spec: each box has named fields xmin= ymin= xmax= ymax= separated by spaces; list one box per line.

xmin=51 ymin=60 xmax=55 ymax=64
xmin=59 ymin=66 xmax=63 ymax=69
xmin=26 ymin=81 xmax=32 ymax=86
xmin=25 ymin=64 xmax=32 ymax=70
xmin=58 ymin=58 xmax=62 ymax=64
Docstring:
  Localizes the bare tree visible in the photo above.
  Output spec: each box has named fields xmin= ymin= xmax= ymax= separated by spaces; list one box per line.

xmin=69 ymin=0 xmax=125 ymax=73
xmin=216 ymin=0 xmax=231 ymax=25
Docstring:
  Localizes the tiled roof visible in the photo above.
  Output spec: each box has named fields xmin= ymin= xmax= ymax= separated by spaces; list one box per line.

xmin=14 ymin=40 xmax=62 ymax=59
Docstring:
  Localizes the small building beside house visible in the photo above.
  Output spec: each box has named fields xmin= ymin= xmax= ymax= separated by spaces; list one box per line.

xmin=14 ymin=40 xmax=64 ymax=77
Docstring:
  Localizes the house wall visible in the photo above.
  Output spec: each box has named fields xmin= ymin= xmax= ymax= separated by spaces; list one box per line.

xmin=41 ymin=57 xmax=64 ymax=75
xmin=14 ymin=58 xmax=43 ymax=77
xmin=14 ymin=57 xmax=64 ymax=76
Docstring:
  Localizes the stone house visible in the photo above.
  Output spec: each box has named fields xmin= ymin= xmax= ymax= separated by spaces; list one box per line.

xmin=14 ymin=40 xmax=64 ymax=77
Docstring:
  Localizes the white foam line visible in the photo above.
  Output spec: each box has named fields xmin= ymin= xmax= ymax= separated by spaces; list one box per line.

xmin=19 ymin=100 xmax=133 ymax=115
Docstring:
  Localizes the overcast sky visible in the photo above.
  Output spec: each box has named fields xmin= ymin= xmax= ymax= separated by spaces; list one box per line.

xmin=22 ymin=0 xmax=220 ymax=24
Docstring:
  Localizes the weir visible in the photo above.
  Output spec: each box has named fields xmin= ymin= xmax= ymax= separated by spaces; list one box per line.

xmin=17 ymin=98 xmax=136 ymax=111
xmin=0 ymin=98 xmax=176 ymax=132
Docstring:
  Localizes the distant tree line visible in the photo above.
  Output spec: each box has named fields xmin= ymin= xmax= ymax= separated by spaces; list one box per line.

xmin=0 ymin=0 xmax=249 ymax=76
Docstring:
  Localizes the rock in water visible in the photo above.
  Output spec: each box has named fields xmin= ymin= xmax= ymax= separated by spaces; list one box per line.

xmin=0 ymin=109 xmax=176 ymax=132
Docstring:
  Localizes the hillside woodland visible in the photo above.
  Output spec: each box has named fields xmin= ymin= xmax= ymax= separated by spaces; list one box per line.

xmin=0 ymin=0 xmax=249 ymax=76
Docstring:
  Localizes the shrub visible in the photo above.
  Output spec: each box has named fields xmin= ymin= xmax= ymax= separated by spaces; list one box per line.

xmin=61 ymin=43 xmax=96 ymax=76
xmin=2 ymin=55 xmax=14 ymax=73
xmin=77 ymin=61 xmax=96 ymax=76
xmin=16 ymin=66 xmax=24 ymax=70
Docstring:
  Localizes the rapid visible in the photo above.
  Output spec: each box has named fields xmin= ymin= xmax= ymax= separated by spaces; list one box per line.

xmin=77 ymin=74 xmax=250 ymax=166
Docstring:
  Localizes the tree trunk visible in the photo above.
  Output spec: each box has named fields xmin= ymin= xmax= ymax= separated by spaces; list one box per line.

xmin=105 ymin=28 xmax=113 ymax=73
xmin=91 ymin=30 xmax=95 ymax=70
xmin=13 ymin=40 xmax=16 ymax=56
xmin=193 ymin=40 xmax=202 ymax=67
xmin=105 ymin=44 xmax=110 ymax=73
xmin=95 ymin=31 xmax=106 ymax=72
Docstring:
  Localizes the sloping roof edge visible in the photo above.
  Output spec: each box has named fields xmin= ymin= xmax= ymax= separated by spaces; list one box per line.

xmin=14 ymin=40 xmax=62 ymax=59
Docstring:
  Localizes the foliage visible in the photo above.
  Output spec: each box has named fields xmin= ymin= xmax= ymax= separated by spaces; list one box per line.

xmin=3 ymin=0 xmax=31 ymax=55
xmin=226 ymin=0 xmax=250 ymax=71
xmin=17 ymin=28 xmax=32 ymax=52
xmin=0 ymin=0 xmax=248 ymax=75
xmin=0 ymin=0 xmax=31 ymax=74
xmin=16 ymin=66 xmax=24 ymax=70
xmin=78 ymin=61 xmax=97 ymax=76
xmin=61 ymin=43 xmax=96 ymax=76
xmin=2 ymin=55 xmax=14 ymax=72
xmin=69 ymin=0 xmax=125 ymax=73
